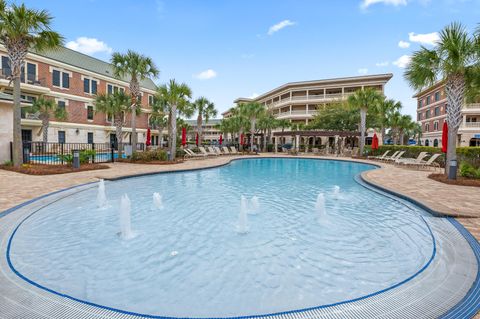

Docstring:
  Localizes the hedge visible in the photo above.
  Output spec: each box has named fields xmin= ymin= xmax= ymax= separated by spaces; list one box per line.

xmin=364 ymin=146 xmax=480 ymax=169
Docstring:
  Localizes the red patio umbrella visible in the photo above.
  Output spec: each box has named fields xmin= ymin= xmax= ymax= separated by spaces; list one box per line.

xmin=219 ymin=134 xmax=223 ymax=145
xmin=195 ymin=133 xmax=199 ymax=146
xmin=240 ymin=133 xmax=244 ymax=145
xmin=441 ymin=121 xmax=448 ymax=153
xmin=181 ymin=127 xmax=186 ymax=146
xmin=145 ymin=128 xmax=151 ymax=146
xmin=372 ymin=133 xmax=379 ymax=150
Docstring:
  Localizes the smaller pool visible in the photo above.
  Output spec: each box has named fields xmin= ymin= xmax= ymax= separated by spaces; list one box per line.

xmin=30 ymin=152 xmax=125 ymax=163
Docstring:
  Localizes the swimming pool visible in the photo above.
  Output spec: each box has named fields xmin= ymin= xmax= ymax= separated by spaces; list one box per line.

xmin=8 ymin=158 xmax=437 ymax=317
xmin=30 ymin=152 xmax=125 ymax=163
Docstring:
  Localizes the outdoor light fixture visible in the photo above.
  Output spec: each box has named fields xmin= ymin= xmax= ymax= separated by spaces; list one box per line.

xmin=75 ymin=128 xmax=79 ymax=134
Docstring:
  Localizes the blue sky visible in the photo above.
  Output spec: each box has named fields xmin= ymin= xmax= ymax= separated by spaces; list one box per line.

xmin=22 ymin=0 xmax=480 ymax=117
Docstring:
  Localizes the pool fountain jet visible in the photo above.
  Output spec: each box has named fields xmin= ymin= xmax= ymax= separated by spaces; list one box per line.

xmin=333 ymin=185 xmax=341 ymax=199
xmin=250 ymin=196 xmax=260 ymax=214
xmin=237 ymin=195 xmax=249 ymax=234
xmin=153 ymin=192 xmax=164 ymax=210
xmin=315 ymin=193 xmax=326 ymax=222
xmin=119 ymin=194 xmax=134 ymax=240
xmin=96 ymin=179 xmax=107 ymax=208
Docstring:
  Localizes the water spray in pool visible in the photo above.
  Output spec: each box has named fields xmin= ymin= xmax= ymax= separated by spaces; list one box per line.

xmin=96 ymin=179 xmax=107 ymax=208
xmin=119 ymin=194 xmax=134 ymax=239
xmin=153 ymin=192 xmax=164 ymax=210
xmin=237 ymin=195 xmax=249 ymax=234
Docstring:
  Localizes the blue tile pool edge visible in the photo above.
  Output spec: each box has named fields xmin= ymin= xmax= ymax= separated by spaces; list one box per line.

xmin=0 ymin=157 xmax=474 ymax=318
xmin=359 ymin=173 xmax=480 ymax=319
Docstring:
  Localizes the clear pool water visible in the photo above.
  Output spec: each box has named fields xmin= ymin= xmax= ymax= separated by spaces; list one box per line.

xmin=9 ymin=158 xmax=434 ymax=317
xmin=31 ymin=152 xmax=125 ymax=163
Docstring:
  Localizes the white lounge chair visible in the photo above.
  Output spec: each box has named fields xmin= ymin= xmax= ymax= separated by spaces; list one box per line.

xmin=183 ymin=148 xmax=206 ymax=159
xmin=395 ymin=152 xmax=428 ymax=165
xmin=381 ymin=151 xmax=399 ymax=162
xmin=222 ymin=146 xmax=231 ymax=155
xmin=207 ymin=146 xmax=220 ymax=156
xmin=213 ymin=146 xmax=223 ymax=155
xmin=385 ymin=151 xmax=405 ymax=162
xmin=229 ymin=146 xmax=240 ymax=155
xmin=199 ymin=146 xmax=217 ymax=156
xmin=369 ymin=150 xmax=390 ymax=160
xmin=404 ymin=153 xmax=442 ymax=170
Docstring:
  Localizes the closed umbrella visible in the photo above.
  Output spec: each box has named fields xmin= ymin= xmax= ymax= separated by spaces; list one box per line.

xmin=372 ymin=133 xmax=379 ymax=150
xmin=181 ymin=127 xmax=186 ymax=146
xmin=240 ymin=133 xmax=244 ymax=145
xmin=146 ymin=128 xmax=151 ymax=146
xmin=219 ymin=134 xmax=223 ymax=145
xmin=441 ymin=121 xmax=448 ymax=153
xmin=196 ymin=133 xmax=199 ymax=146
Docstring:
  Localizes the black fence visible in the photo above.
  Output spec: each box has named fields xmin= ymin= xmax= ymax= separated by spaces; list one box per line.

xmin=21 ymin=142 xmax=145 ymax=165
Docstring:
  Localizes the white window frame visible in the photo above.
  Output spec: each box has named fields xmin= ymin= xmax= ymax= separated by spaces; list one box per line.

xmin=106 ymin=83 xmax=125 ymax=95
xmin=49 ymin=66 xmax=72 ymax=89
xmin=81 ymin=75 xmax=99 ymax=95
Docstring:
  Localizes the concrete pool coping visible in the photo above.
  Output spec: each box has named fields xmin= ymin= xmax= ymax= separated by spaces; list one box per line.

xmin=0 ymin=156 xmax=479 ymax=318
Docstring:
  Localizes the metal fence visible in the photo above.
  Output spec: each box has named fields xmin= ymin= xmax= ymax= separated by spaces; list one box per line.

xmin=21 ymin=142 xmax=145 ymax=165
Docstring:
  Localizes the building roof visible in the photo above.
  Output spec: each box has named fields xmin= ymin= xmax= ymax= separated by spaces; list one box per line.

xmin=33 ymin=46 xmax=157 ymax=91
xmin=235 ymin=73 xmax=393 ymax=102
xmin=412 ymin=80 xmax=445 ymax=98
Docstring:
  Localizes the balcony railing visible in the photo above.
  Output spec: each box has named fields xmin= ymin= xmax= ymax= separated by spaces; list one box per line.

xmin=268 ymin=93 xmax=353 ymax=108
xmin=0 ymin=68 xmax=47 ymax=87
xmin=464 ymin=103 xmax=480 ymax=109
xmin=463 ymin=122 xmax=480 ymax=128
xmin=275 ymin=110 xmax=318 ymax=117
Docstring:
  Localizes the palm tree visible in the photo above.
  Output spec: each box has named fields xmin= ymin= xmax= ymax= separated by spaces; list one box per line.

xmin=111 ymin=50 xmax=159 ymax=150
xmin=387 ymin=111 xmax=402 ymax=145
xmin=276 ymin=119 xmax=291 ymax=132
xmin=191 ymin=97 xmax=217 ymax=146
xmin=398 ymin=114 xmax=414 ymax=145
xmin=405 ymin=22 xmax=479 ymax=179
xmin=230 ymin=107 xmax=250 ymax=147
xmin=376 ymin=98 xmax=401 ymax=145
xmin=156 ymin=79 xmax=192 ymax=160
xmin=411 ymin=122 xmax=423 ymax=145
xmin=150 ymin=97 xmax=168 ymax=148
xmin=257 ymin=113 xmax=277 ymax=151
xmin=94 ymin=91 xmax=131 ymax=154
xmin=0 ymin=1 xmax=64 ymax=166
xmin=28 ymin=97 xmax=67 ymax=143
xmin=239 ymin=102 xmax=265 ymax=151
xmin=347 ymin=88 xmax=382 ymax=156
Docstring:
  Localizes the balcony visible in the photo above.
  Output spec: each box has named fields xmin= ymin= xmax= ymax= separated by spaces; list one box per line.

xmin=461 ymin=122 xmax=480 ymax=129
xmin=275 ymin=109 xmax=318 ymax=119
xmin=268 ymin=93 xmax=352 ymax=109
xmin=0 ymin=69 xmax=49 ymax=94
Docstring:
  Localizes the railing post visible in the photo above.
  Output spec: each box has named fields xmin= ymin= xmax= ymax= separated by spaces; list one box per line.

xmin=92 ymin=143 xmax=95 ymax=163
xmin=9 ymin=141 xmax=13 ymax=162
xmin=111 ymin=142 xmax=114 ymax=163
xmin=61 ymin=143 xmax=64 ymax=165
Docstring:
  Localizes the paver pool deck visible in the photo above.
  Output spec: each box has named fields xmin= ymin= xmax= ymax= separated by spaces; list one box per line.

xmin=0 ymin=154 xmax=479 ymax=318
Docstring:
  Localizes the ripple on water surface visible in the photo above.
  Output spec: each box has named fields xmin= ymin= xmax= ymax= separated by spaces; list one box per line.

xmin=10 ymin=158 xmax=434 ymax=317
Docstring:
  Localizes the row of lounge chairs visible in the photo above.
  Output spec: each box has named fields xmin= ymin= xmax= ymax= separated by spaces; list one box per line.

xmin=183 ymin=146 xmax=241 ymax=159
xmin=369 ymin=150 xmax=442 ymax=170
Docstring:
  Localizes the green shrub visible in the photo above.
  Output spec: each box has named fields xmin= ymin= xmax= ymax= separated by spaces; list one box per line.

xmin=131 ymin=149 xmax=168 ymax=162
xmin=58 ymin=149 xmax=96 ymax=164
xmin=460 ymin=162 xmax=480 ymax=179
xmin=3 ymin=160 xmax=13 ymax=166
xmin=267 ymin=143 xmax=274 ymax=152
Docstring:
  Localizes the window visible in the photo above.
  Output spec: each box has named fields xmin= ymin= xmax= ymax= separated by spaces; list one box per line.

xmin=433 ymin=121 xmax=439 ymax=131
xmin=425 ymin=123 xmax=430 ymax=132
xmin=52 ymin=69 xmax=69 ymax=88
xmin=26 ymin=63 xmax=36 ymax=84
xmin=418 ymin=100 xmax=423 ymax=108
xmin=52 ymin=70 xmax=61 ymax=86
xmin=417 ymin=113 xmax=421 ymax=121
xmin=57 ymin=101 xmax=66 ymax=112
xmin=425 ymin=110 xmax=430 ymax=119
xmin=87 ymin=132 xmax=94 ymax=144
xmin=148 ymin=95 xmax=154 ymax=106
xmin=87 ymin=105 xmax=94 ymax=120
xmin=92 ymin=80 xmax=97 ymax=94
xmin=426 ymin=96 xmax=431 ymax=105
xmin=2 ymin=56 xmax=11 ymax=76
xmin=83 ymin=78 xmax=90 ymax=93
xmin=58 ymin=131 xmax=66 ymax=144
xmin=433 ymin=139 xmax=438 ymax=147
xmin=435 ymin=91 xmax=440 ymax=102
xmin=434 ymin=107 xmax=440 ymax=116
xmin=107 ymin=83 xmax=125 ymax=95
xmin=83 ymin=77 xmax=98 ymax=94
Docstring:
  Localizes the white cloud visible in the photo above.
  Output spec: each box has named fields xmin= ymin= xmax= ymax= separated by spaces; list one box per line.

xmin=398 ymin=40 xmax=410 ymax=48
xmin=249 ymin=93 xmax=259 ymax=99
xmin=357 ymin=68 xmax=369 ymax=74
xmin=393 ymin=55 xmax=411 ymax=68
xmin=375 ymin=61 xmax=389 ymax=67
xmin=360 ymin=0 xmax=407 ymax=9
xmin=408 ymin=32 xmax=440 ymax=46
xmin=66 ymin=37 xmax=112 ymax=55
xmin=193 ymin=69 xmax=217 ymax=80
xmin=268 ymin=20 xmax=296 ymax=35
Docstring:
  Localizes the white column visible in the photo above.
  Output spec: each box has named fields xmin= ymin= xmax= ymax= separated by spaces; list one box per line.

xmin=295 ymin=135 xmax=300 ymax=152
xmin=274 ymin=137 xmax=278 ymax=153
xmin=289 ymin=105 xmax=292 ymax=114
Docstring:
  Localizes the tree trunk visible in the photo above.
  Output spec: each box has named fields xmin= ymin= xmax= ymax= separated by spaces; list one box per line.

xmin=380 ymin=125 xmax=385 ymax=146
xmin=115 ymin=116 xmax=123 ymax=156
xmin=263 ymin=129 xmax=267 ymax=151
xmin=130 ymin=104 xmax=137 ymax=151
xmin=42 ymin=117 xmax=49 ymax=143
xmin=444 ymin=75 xmax=465 ymax=179
xmin=12 ymin=76 xmax=22 ymax=166
xmin=197 ymin=114 xmax=203 ymax=146
xmin=250 ymin=119 xmax=255 ymax=152
xmin=359 ymin=108 xmax=367 ymax=156
xmin=169 ymin=104 xmax=177 ymax=160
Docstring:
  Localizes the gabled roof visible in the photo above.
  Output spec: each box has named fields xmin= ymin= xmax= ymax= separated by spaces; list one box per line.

xmin=33 ymin=46 xmax=157 ymax=91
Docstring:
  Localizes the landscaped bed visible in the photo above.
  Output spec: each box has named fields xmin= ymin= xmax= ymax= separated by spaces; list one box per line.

xmin=0 ymin=163 xmax=109 ymax=175
xmin=428 ymin=173 xmax=480 ymax=187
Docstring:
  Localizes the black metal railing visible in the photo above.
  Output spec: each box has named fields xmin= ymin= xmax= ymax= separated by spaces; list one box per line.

xmin=21 ymin=142 xmax=145 ymax=165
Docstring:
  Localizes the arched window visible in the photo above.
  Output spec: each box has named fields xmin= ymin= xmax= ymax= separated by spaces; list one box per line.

xmin=433 ymin=121 xmax=439 ymax=131
xmin=433 ymin=139 xmax=438 ymax=147
xmin=425 ymin=123 xmax=430 ymax=132
xmin=425 ymin=139 xmax=430 ymax=146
